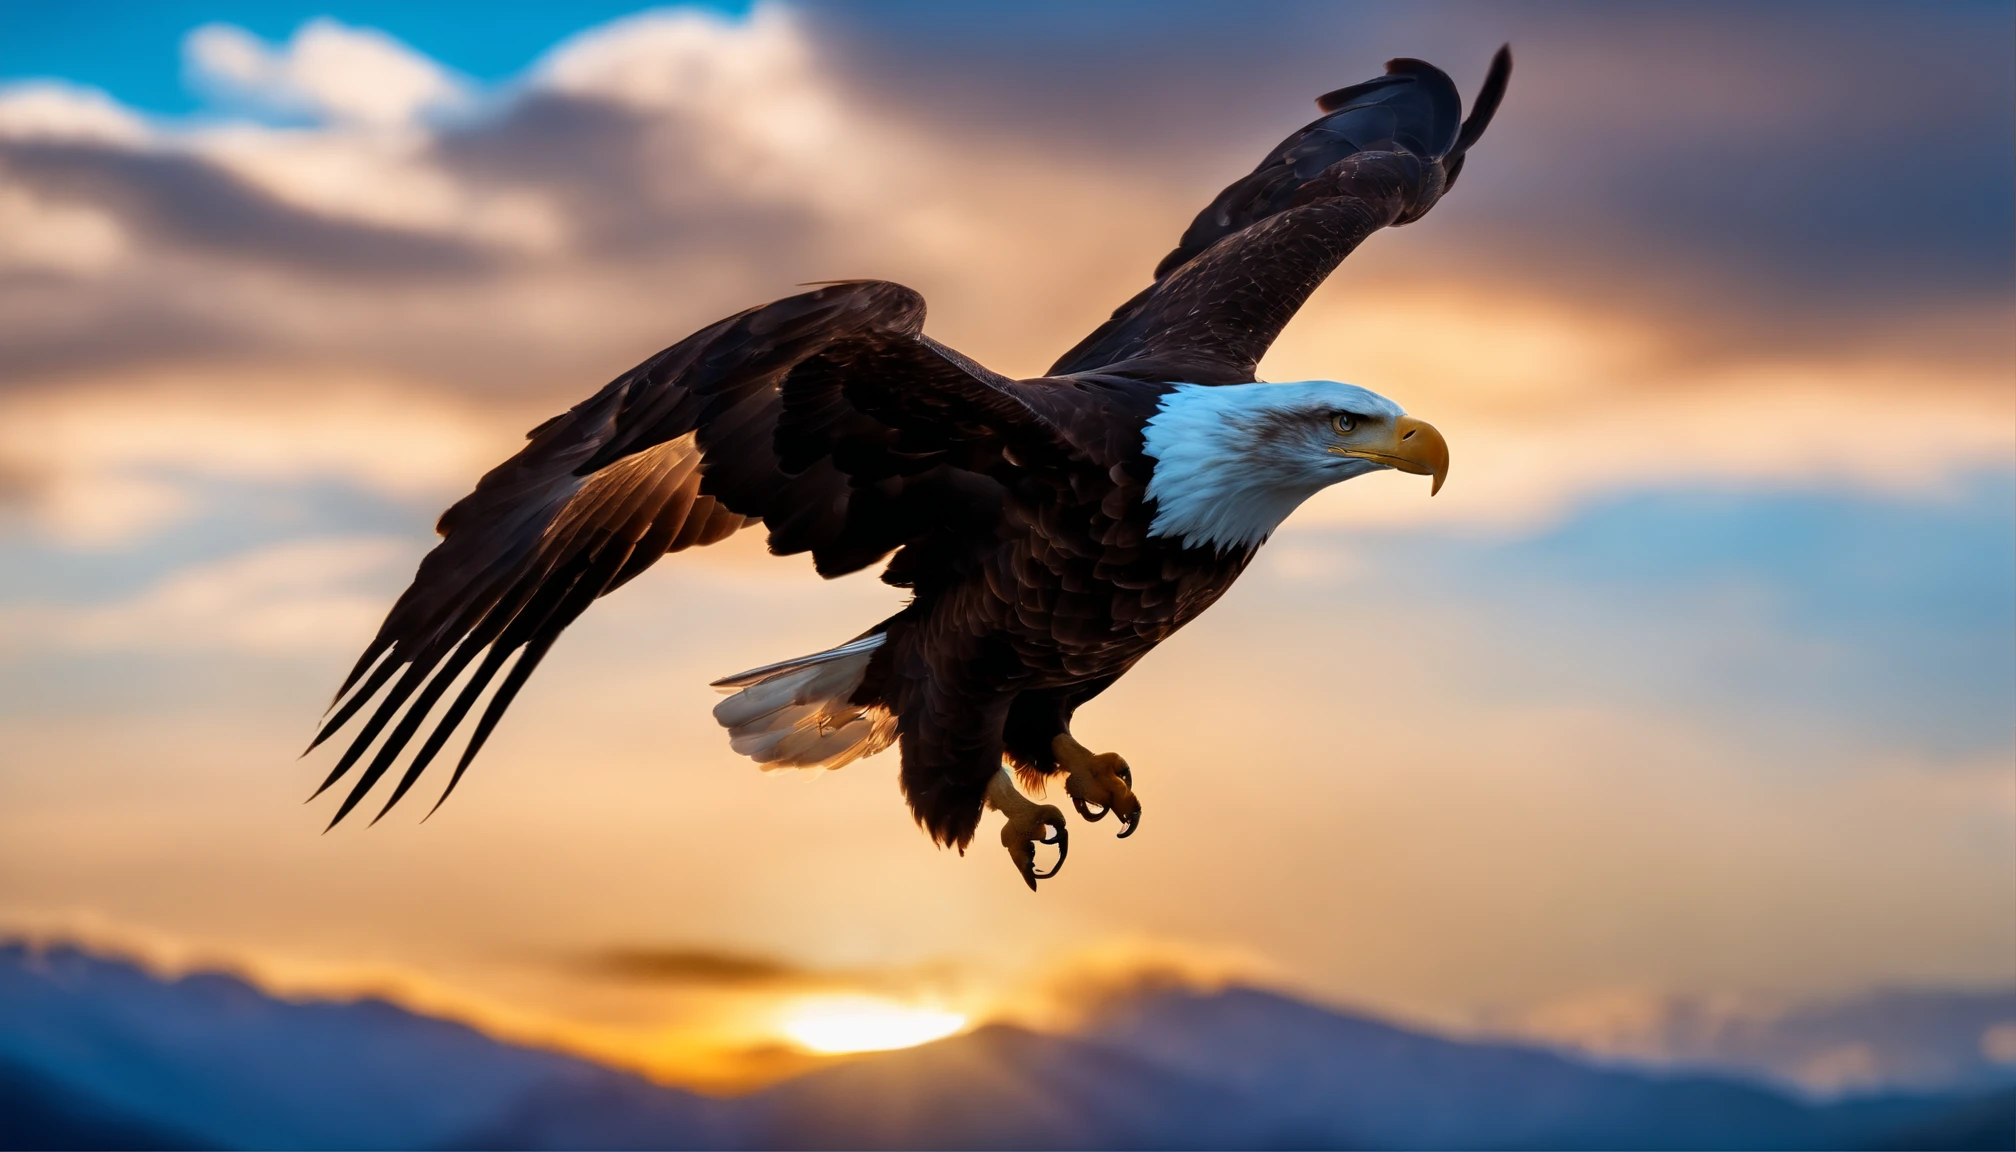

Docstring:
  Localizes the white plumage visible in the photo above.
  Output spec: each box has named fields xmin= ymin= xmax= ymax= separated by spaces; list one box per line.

xmin=711 ymin=635 xmax=897 ymax=771
xmin=1141 ymin=380 xmax=1403 ymax=551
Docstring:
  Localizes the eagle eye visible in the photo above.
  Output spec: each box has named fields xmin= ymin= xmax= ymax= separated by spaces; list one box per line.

xmin=1330 ymin=413 xmax=1357 ymax=435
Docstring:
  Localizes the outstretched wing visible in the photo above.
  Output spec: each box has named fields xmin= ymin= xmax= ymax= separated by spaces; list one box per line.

xmin=1049 ymin=48 xmax=1511 ymax=384
xmin=309 ymin=280 xmax=1068 ymax=827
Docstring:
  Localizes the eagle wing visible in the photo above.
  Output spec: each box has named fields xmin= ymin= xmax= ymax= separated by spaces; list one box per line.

xmin=1049 ymin=48 xmax=1511 ymax=384
xmin=310 ymin=280 xmax=1070 ymax=826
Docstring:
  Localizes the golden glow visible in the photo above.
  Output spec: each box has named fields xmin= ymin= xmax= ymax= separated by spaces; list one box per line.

xmin=777 ymin=995 xmax=967 ymax=1054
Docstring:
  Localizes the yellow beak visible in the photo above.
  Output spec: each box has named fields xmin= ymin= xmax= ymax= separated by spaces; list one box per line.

xmin=1328 ymin=415 xmax=1449 ymax=495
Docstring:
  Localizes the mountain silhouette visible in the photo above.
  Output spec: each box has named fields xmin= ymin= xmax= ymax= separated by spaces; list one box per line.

xmin=3 ymin=943 xmax=2009 ymax=1150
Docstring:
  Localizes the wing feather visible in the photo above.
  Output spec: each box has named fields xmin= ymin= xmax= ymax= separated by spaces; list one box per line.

xmin=309 ymin=280 xmax=1071 ymax=825
xmin=1049 ymin=48 xmax=1511 ymax=382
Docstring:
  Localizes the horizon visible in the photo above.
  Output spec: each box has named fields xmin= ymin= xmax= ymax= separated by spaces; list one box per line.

xmin=9 ymin=931 xmax=2015 ymax=1101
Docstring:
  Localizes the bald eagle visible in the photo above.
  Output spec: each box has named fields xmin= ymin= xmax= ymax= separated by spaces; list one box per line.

xmin=309 ymin=50 xmax=1511 ymax=888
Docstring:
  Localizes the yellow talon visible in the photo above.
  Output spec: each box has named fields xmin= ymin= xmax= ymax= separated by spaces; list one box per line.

xmin=986 ymin=769 xmax=1068 ymax=890
xmin=1053 ymin=733 xmax=1142 ymax=838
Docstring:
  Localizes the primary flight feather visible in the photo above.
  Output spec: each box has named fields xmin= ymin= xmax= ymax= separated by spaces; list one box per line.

xmin=308 ymin=49 xmax=1512 ymax=888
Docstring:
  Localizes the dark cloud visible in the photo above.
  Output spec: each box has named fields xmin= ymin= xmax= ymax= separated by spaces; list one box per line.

xmin=432 ymin=92 xmax=827 ymax=262
xmin=0 ymin=276 xmax=268 ymax=382
xmin=0 ymin=132 xmax=510 ymax=385
xmin=433 ymin=93 xmax=653 ymax=214
xmin=1441 ymin=3 xmax=2015 ymax=317
xmin=582 ymin=946 xmax=822 ymax=987
xmin=0 ymin=139 xmax=494 ymax=276
xmin=811 ymin=0 xmax=2016 ymax=321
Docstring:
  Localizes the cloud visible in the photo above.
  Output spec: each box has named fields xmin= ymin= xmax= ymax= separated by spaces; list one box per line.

xmin=0 ymin=370 xmax=518 ymax=545
xmin=1476 ymin=971 xmax=2016 ymax=1096
xmin=537 ymin=6 xmax=817 ymax=124
xmin=0 ymin=2 xmax=2002 ymax=552
xmin=162 ymin=20 xmax=556 ymax=253
xmin=0 ymin=82 xmax=149 ymax=145
xmin=0 ymin=137 xmax=497 ymax=279
xmin=0 ymin=536 xmax=410 ymax=653
xmin=0 ymin=913 xmax=1283 ymax=1095
xmin=197 ymin=126 xmax=565 ymax=254
xmin=0 ymin=29 xmax=543 ymax=305
xmin=183 ymin=18 xmax=471 ymax=128
xmin=1266 ymin=476 xmax=2016 ymax=761
xmin=812 ymin=0 xmax=2016 ymax=326
xmin=3 ymin=1 xmax=2008 ymax=388
xmin=1277 ymin=323 xmax=2016 ymax=531
xmin=583 ymin=946 xmax=820 ymax=988
xmin=0 ymin=182 xmax=127 ymax=274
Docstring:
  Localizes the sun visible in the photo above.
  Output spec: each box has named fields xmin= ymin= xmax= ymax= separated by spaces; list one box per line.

xmin=778 ymin=995 xmax=967 ymax=1054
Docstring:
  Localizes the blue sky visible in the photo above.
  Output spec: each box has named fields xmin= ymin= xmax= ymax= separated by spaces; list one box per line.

xmin=1363 ymin=475 xmax=2016 ymax=759
xmin=0 ymin=1 xmax=748 ymax=110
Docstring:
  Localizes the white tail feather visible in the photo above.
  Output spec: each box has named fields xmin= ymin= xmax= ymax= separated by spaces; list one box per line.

xmin=710 ymin=635 xmax=894 ymax=771
xmin=710 ymin=634 xmax=886 ymax=689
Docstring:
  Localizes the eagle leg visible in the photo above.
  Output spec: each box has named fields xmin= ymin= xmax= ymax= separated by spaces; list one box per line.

xmin=1053 ymin=733 xmax=1142 ymax=839
xmin=986 ymin=768 xmax=1068 ymax=891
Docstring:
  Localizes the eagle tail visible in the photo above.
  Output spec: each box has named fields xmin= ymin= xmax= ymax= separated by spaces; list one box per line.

xmin=709 ymin=635 xmax=895 ymax=771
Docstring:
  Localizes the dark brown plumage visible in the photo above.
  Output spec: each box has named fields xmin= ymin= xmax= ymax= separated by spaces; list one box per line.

xmin=308 ymin=50 xmax=1510 ymax=882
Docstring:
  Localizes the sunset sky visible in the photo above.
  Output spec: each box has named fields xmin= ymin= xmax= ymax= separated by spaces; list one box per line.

xmin=0 ymin=0 xmax=2010 ymax=1088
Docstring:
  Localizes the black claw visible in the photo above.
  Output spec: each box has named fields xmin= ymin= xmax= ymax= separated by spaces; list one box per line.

xmin=1115 ymin=763 xmax=1133 ymax=787
xmin=1072 ymin=796 xmax=1109 ymax=822
xmin=1116 ymin=808 xmax=1141 ymax=839
xmin=1032 ymin=826 xmax=1068 ymax=880
xmin=1011 ymin=816 xmax=1070 ymax=890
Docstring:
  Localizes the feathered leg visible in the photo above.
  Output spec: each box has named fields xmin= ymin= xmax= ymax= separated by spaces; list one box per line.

xmin=894 ymin=677 xmax=1080 ymax=889
xmin=895 ymin=680 xmax=1013 ymax=849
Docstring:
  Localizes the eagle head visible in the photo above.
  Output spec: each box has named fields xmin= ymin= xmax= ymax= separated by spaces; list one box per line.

xmin=1140 ymin=380 xmax=1448 ymax=553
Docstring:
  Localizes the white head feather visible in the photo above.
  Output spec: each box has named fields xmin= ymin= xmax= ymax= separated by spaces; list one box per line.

xmin=1141 ymin=380 xmax=1405 ymax=552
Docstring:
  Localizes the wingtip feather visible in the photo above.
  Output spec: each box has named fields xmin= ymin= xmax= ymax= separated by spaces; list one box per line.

xmin=327 ymin=642 xmax=391 ymax=713
xmin=1454 ymin=45 xmax=1513 ymax=156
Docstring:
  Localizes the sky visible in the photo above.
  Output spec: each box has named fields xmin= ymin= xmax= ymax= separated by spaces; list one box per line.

xmin=0 ymin=0 xmax=2011 ymax=1088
